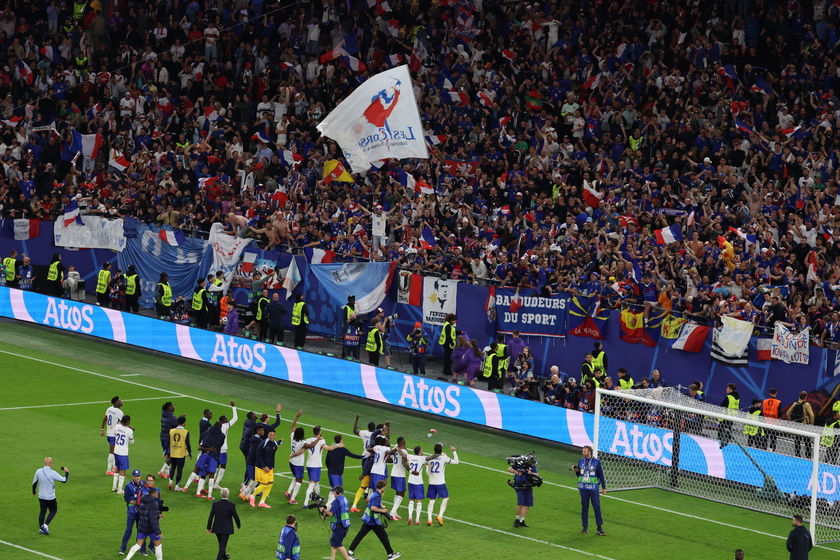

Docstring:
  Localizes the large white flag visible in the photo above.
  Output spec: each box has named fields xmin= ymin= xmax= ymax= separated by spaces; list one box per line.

xmin=717 ymin=316 xmax=754 ymax=357
xmin=423 ymin=277 xmax=458 ymax=326
xmin=317 ymin=65 xmax=428 ymax=172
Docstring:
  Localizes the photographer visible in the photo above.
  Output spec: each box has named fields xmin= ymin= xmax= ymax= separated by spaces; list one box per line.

xmin=507 ymin=455 xmax=539 ymax=528
xmin=341 ymin=312 xmax=364 ymax=360
xmin=276 ymin=514 xmax=300 ymax=560
xmin=542 ymin=373 xmax=561 ymax=404
xmin=513 ymin=379 xmax=542 ymax=401
xmin=318 ymin=485 xmax=353 ymax=560
xmin=347 ymin=480 xmax=401 ymax=560
xmin=406 ymin=322 xmax=429 ymax=377
xmin=375 ymin=308 xmax=395 ymax=368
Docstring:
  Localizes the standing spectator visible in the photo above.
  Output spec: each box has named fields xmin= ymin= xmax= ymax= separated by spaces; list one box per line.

xmin=574 ymin=445 xmax=606 ymax=536
xmin=124 ymin=487 xmax=163 ymax=560
xmin=124 ymin=265 xmax=141 ymax=313
xmin=438 ymin=314 xmax=458 ymax=376
xmin=649 ymin=369 xmax=667 ymax=388
xmin=207 ymin=487 xmax=241 ymax=560
xmin=786 ymin=392 xmax=815 ymax=458
xmin=407 ymin=322 xmax=430 ymax=377
xmin=203 ymin=20 xmax=219 ymax=61
xmin=365 ymin=317 xmax=385 ymax=367
xmin=32 ymin=457 xmax=69 ymax=535
xmin=266 ymin=293 xmax=288 ymax=345
xmin=277 ymin=514 xmax=301 ymax=560
xmin=787 ymin=515 xmax=813 ymax=560
xmin=291 ymin=293 xmax=309 ymax=348
xmin=346 ymin=480 xmax=401 ymax=560
xmin=46 ymin=253 xmax=65 ymax=297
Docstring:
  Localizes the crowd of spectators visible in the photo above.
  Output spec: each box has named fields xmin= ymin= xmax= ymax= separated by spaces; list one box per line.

xmin=2 ymin=0 xmax=840 ymax=342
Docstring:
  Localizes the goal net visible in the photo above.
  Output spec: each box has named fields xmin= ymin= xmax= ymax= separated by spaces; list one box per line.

xmin=594 ymin=387 xmax=840 ymax=544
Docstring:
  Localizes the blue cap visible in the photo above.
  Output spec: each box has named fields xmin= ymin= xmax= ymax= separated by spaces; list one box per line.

xmin=132 ymin=469 xmax=141 ymax=476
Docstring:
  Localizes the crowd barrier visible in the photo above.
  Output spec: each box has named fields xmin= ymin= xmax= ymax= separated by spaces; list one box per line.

xmin=3 ymin=286 xmax=839 ymax=499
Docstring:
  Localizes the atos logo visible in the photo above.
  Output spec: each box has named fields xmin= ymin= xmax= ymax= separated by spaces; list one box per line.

xmin=43 ymin=297 xmax=94 ymax=333
xmin=211 ymin=334 xmax=266 ymax=374
xmin=608 ymin=421 xmax=673 ymax=466
xmin=398 ymin=376 xmax=461 ymax=418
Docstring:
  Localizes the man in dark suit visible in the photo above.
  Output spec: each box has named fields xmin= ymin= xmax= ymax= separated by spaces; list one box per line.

xmin=207 ymin=488 xmax=241 ymax=560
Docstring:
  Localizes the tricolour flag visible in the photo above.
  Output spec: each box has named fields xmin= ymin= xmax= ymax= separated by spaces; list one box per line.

xmin=476 ymin=90 xmax=493 ymax=107
xmin=109 ymin=155 xmax=132 ymax=172
xmin=280 ymin=150 xmax=303 ymax=167
xmin=410 ymin=28 xmax=431 ymax=73
xmin=158 ymin=228 xmax=186 ymax=247
xmin=340 ymin=55 xmax=367 ymax=73
xmin=420 ymin=226 xmax=437 ymax=249
xmin=85 ymin=102 xmax=101 ymax=121
xmin=750 ymin=77 xmax=775 ymax=96
xmin=397 ymin=271 xmax=423 ymax=306
xmin=304 ymin=247 xmax=337 ymax=264
xmin=204 ymin=107 xmax=219 ymax=121
xmin=251 ymin=130 xmax=272 ymax=144
xmin=444 ymin=90 xmax=470 ymax=104
xmin=2 ymin=115 xmax=23 ymax=127
xmin=653 ymin=225 xmax=684 ymax=245
xmin=323 ymin=160 xmax=354 ymax=184
xmin=756 ymin=338 xmax=772 ymax=361
xmin=68 ymin=130 xmax=104 ymax=159
xmin=62 ymin=199 xmax=84 ymax=227
xmin=316 ymin=65 xmax=428 ymax=173
xmin=2 ymin=219 xmax=41 ymax=240
xmin=671 ymin=322 xmax=710 ymax=352
xmin=198 ymin=176 xmax=219 ymax=189
xmin=15 ymin=60 xmax=33 ymax=85
xmin=282 ymin=256 xmax=302 ymax=299
xmin=781 ymin=125 xmax=807 ymax=139
xmin=728 ymin=226 xmax=757 ymax=246
xmin=425 ymin=134 xmax=447 ymax=146
xmin=583 ymin=73 xmax=601 ymax=89
xmin=40 ymin=45 xmax=62 ymax=65
xmin=734 ymin=118 xmax=754 ymax=134
xmin=240 ymin=248 xmax=258 ymax=273
xmin=719 ymin=64 xmax=739 ymax=83
xmin=582 ymin=184 xmax=603 ymax=208
xmin=499 ymin=116 xmax=511 ymax=128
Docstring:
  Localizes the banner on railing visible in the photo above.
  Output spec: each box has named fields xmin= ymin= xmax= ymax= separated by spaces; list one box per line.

xmin=54 ymin=216 xmax=126 ymax=251
xmin=422 ymin=277 xmax=458 ymax=325
xmin=772 ymin=323 xmax=810 ymax=365
xmin=494 ymin=287 xmax=568 ymax=337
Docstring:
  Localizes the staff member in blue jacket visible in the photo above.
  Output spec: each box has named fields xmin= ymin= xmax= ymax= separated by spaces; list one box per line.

xmin=119 ymin=470 xmax=149 ymax=555
xmin=319 ymin=485 xmax=353 ymax=560
xmin=347 ymin=480 xmax=401 ymax=560
xmin=573 ymin=445 xmax=607 ymax=536
xmin=276 ymin=514 xmax=300 ymax=560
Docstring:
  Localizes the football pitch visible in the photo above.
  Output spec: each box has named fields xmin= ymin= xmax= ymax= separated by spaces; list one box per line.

xmin=2 ymin=320 xmax=839 ymax=560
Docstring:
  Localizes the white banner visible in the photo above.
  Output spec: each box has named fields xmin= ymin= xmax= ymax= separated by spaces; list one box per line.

xmin=717 ymin=316 xmax=753 ymax=357
xmin=772 ymin=323 xmax=810 ymax=365
xmin=423 ymin=277 xmax=457 ymax=325
xmin=316 ymin=65 xmax=428 ymax=172
xmin=54 ymin=216 xmax=126 ymax=252
xmin=208 ymin=223 xmax=256 ymax=294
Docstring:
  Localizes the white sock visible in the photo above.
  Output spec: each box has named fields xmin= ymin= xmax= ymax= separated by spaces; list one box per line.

xmin=125 ymin=544 xmax=141 ymax=560
xmin=185 ymin=472 xmax=197 ymax=487
xmin=153 ymin=543 xmax=162 ymax=560
xmin=207 ymin=478 xmax=215 ymax=498
xmin=390 ymin=495 xmax=403 ymax=516
xmin=290 ymin=481 xmax=302 ymax=501
xmin=215 ymin=467 xmax=226 ymax=486
xmin=108 ymin=453 xmax=115 ymax=472
xmin=414 ymin=501 xmax=421 ymax=523
xmin=306 ymin=481 xmax=316 ymax=502
xmin=427 ymin=499 xmax=436 ymax=521
xmin=118 ymin=475 xmax=125 ymax=491
xmin=243 ymin=480 xmax=258 ymax=497
xmin=438 ymin=497 xmax=449 ymax=517
xmin=407 ymin=501 xmax=414 ymax=520
xmin=196 ymin=478 xmax=206 ymax=496
xmin=326 ymin=490 xmax=335 ymax=509
xmin=286 ymin=479 xmax=296 ymax=494
xmin=160 ymin=463 xmax=170 ymax=475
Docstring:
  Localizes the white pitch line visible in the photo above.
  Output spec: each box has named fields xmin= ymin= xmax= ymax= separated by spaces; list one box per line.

xmin=0 ymin=540 xmax=65 ymax=560
xmin=120 ymin=374 xmax=141 ymax=377
xmin=4 ymin=348 xmax=840 ymax=552
xmin=0 ymin=396 xmax=176 ymax=411
xmin=267 ymin=471 xmax=618 ymax=560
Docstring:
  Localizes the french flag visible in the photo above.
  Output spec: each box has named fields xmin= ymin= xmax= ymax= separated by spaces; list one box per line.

xmin=719 ymin=64 xmax=739 ymax=83
xmin=279 ymin=62 xmax=298 ymax=73
xmin=204 ymin=107 xmax=219 ymax=121
xmin=756 ymin=338 xmax=772 ymax=361
xmin=399 ymin=168 xmax=433 ymax=195
xmin=425 ymin=134 xmax=447 ymax=146
xmin=499 ymin=116 xmax=511 ymax=128
xmin=728 ymin=226 xmax=757 ymax=245
xmin=444 ymin=91 xmax=469 ymax=105
xmin=159 ymin=228 xmax=186 ymax=247
xmin=304 ymin=247 xmax=337 ymax=264
xmin=583 ymin=73 xmax=601 ymax=89
xmin=251 ymin=130 xmax=272 ymax=144
xmin=388 ymin=53 xmax=405 ymax=67
xmin=15 ymin=60 xmax=33 ymax=86
xmin=822 ymin=224 xmax=834 ymax=241
xmin=85 ymin=102 xmax=101 ymax=121
xmin=62 ymin=199 xmax=84 ymax=227
xmin=198 ymin=176 xmax=219 ymax=189
xmin=40 ymin=45 xmax=62 ymax=65
xmin=69 ymin=130 xmax=104 ymax=158
xmin=734 ymin=118 xmax=754 ymax=134
xmin=156 ymin=97 xmax=174 ymax=116
xmin=781 ymin=125 xmax=808 ymax=139
xmin=750 ymin=76 xmax=774 ymax=96
xmin=420 ymin=226 xmax=438 ymax=249
xmin=280 ymin=150 xmax=303 ymax=167
xmin=340 ymin=55 xmax=367 ymax=73
xmin=240 ymin=248 xmax=258 ymax=272
xmin=502 ymin=49 xmax=516 ymax=62
xmin=653 ymin=225 xmax=684 ymax=245
xmin=582 ymin=184 xmax=603 ymax=208
xmin=109 ymin=155 xmax=132 ymax=172
xmin=2 ymin=115 xmax=23 ymax=127
xmin=476 ymin=90 xmax=493 ymax=107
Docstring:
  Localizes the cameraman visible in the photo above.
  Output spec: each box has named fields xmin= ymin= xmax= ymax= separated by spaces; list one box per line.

xmin=318 ymin=485 xmax=353 ymax=560
xmin=276 ymin=514 xmax=300 ymax=560
xmin=542 ymin=373 xmax=561 ymax=404
xmin=406 ymin=322 xmax=429 ymax=377
xmin=375 ymin=308 xmax=394 ymax=368
xmin=347 ymin=480 xmax=401 ymax=560
xmin=507 ymin=457 xmax=537 ymax=528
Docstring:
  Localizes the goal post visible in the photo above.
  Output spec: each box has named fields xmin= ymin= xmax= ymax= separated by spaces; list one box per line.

xmin=593 ymin=387 xmax=840 ymax=543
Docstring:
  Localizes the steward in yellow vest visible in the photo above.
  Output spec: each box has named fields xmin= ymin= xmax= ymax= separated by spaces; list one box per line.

xmin=96 ymin=262 xmax=112 ymax=306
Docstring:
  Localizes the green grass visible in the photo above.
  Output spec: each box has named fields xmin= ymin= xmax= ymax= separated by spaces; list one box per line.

xmin=1 ymin=320 xmax=839 ymax=559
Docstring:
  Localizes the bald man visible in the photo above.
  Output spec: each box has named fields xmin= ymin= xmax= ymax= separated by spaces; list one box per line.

xmin=33 ymin=457 xmax=70 ymax=535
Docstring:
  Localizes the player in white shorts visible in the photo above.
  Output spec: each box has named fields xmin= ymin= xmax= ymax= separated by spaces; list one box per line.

xmin=388 ymin=437 xmax=410 ymax=521
xmin=211 ymin=400 xmax=238 ymax=492
xmin=406 ymin=446 xmax=425 ymax=525
xmin=367 ymin=436 xmax=392 ymax=492
xmin=112 ymin=415 xmax=135 ymax=493
xmin=284 ymin=411 xmax=305 ymax=504
xmin=100 ymin=396 xmax=124 ymax=475
xmin=425 ymin=444 xmax=458 ymax=526
xmin=301 ymin=425 xmax=344 ymax=505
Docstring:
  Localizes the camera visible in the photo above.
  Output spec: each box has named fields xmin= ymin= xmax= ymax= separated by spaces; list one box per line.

xmin=303 ymin=492 xmax=327 ymax=510
xmin=386 ymin=313 xmax=399 ymax=321
xmin=159 ymin=500 xmax=169 ymax=512
xmin=507 ymin=454 xmax=543 ymax=489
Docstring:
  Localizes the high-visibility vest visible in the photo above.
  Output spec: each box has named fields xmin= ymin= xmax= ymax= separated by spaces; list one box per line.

xmin=581 ymin=361 xmax=594 ymax=381
xmin=629 ymin=135 xmax=644 ymax=151
xmin=619 ymin=376 xmax=635 ymax=390
xmin=158 ymin=283 xmax=172 ymax=307
xmin=762 ymin=398 xmax=781 ymax=419
xmin=3 ymin=257 xmax=15 ymax=281
xmin=125 ymin=274 xmax=138 ymax=295
xmin=438 ymin=322 xmax=455 ymax=348
xmin=343 ymin=304 xmax=355 ymax=323
xmin=47 ymin=262 xmax=60 ymax=281
xmin=496 ymin=343 xmax=508 ymax=371
xmin=75 ymin=55 xmax=87 ymax=67
xmin=73 ymin=1 xmax=86 ymax=20
xmin=192 ymin=288 xmax=206 ymax=311
xmin=724 ymin=394 xmax=740 ymax=414
xmin=256 ymin=297 xmax=269 ymax=320
xmin=291 ymin=301 xmax=308 ymax=325
xmin=822 ymin=420 xmax=840 ymax=448
xmin=96 ymin=269 xmax=111 ymax=294
xmin=743 ymin=410 xmax=764 ymax=436
xmin=591 ymin=351 xmax=606 ymax=372
xmin=169 ymin=428 xmax=189 ymax=459
xmin=482 ymin=353 xmax=499 ymax=379
xmin=365 ymin=327 xmax=382 ymax=352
